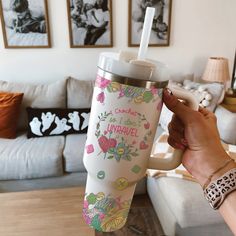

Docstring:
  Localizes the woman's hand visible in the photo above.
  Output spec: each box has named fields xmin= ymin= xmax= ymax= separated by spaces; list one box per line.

xmin=163 ymin=89 xmax=234 ymax=187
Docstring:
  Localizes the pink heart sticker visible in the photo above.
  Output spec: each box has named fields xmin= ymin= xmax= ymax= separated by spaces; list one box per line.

xmin=86 ymin=144 xmax=94 ymax=154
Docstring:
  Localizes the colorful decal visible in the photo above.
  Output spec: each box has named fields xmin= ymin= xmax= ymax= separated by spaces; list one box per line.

xmin=114 ymin=177 xmax=129 ymax=191
xmin=97 ymin=92 xmax=105 ymax=104
xmin=95 ymin=75 xmax=163 ymax=105
xmin=131 ymin=165 xmax=141 ymax=174
xmin=86 ymin=144 xmax=94 ymax=154
xmin=95 ymin=111 xmax=152 ymax=162
xmin=97 ymin=171 xmax=106 ymax=180
xmin=83 ymin=192 xmax=131 ymax=232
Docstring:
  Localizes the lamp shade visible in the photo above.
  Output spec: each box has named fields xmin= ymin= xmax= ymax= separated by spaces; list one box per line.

xmin=202 ymin=57 xmax=230 ymax=83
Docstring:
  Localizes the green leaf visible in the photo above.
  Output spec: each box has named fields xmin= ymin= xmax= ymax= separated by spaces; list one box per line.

xmin=131 ymin=153 xmax=138 ymax=157
xmin=108 ymin=156 xmax=114 ymax=159
xmin=108 ymin=148 xmax=115 ymax=154
xmin=86 ymin=193 xmax=97 ymax=205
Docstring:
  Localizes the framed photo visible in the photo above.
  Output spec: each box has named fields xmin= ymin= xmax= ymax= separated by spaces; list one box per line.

xmin=0 ymin=0 xmax=51 ymax=48
xmin=67 ymin=0 xmax=113 ymax=48
xmin=128 ymin=0 xmax=172 ymax=47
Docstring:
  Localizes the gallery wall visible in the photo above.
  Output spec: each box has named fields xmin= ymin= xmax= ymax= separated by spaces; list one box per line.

xmin=0 ymin=0 xmax=235 ymax=84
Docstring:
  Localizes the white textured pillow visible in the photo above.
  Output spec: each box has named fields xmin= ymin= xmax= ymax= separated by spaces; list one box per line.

xmin=182 ymin=80 xmax=224 ymax=111
xmin=159 ymin=80 xmax=224 ymax=132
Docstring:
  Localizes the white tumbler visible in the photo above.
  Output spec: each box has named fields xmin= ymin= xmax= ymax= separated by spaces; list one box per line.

xmin=83 ymin=52 xmax=198 ymax=232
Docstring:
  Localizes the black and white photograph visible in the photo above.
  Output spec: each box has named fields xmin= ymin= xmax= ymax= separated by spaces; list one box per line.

xmin=67 ymin=0 xmax=113 ymax=48
xmin=128 ymin=0 xmax=172 ymax=47
xmin=0 ymin=0 xmax=51 ymax=48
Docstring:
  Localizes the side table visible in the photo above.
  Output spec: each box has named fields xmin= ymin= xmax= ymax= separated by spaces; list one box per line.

xmin=222 ymin=93 xmax=236 ymax=112
xmin=215 ymin=104 xmax=236 ymax=145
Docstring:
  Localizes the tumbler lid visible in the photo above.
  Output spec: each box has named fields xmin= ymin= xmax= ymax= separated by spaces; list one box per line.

xmin=98 ymin=52 xmax=152 ymax=80
xmin=97 ymin=52 xmax=169 ymax=82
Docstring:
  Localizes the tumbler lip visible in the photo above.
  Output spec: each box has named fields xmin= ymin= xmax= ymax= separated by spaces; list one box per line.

xmin=98 ymin=52 xmax=170 ymax=85
xmin=98 ymin=52 xmax=153 ymax=81
xmin=97 ymin=68 xmax=169 ymax=89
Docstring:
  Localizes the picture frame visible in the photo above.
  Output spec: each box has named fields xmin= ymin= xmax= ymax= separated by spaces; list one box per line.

xmin=67 ymin=0 xmax=113 ymax=48
xmin=0 ymin=0 xmax=51 ymax=48
xmin=128 ymin=0 xmax=172 ymax=47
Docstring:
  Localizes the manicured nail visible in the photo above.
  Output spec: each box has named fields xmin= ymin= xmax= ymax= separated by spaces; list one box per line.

xmin=164 ymin=89 xmax=173 ymax=100
xmin=175 ymin=143 xmax=186 ymax=150
xmin=181 ymin=139 xmax=188 ymax=146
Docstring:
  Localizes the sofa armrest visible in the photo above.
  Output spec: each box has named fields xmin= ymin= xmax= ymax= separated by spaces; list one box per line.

xmin=215 ymin=105 xmax=236 ymax=145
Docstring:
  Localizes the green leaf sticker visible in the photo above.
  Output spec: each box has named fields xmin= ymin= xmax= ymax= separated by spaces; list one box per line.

xmin=86 ymin=193 xmax=97 ymax=205
xmin=132 ymin=165 xmax=141 ymax=174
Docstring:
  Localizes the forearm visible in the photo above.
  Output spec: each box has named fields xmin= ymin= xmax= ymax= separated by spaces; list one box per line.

xmin=206 ymin=161 xmax=236 ymax=234
xmin=219 ymin=191 xmax=236 ymax=235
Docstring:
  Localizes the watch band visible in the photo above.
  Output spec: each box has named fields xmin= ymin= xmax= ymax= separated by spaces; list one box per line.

xmin=204 ymin=168 xmax=236 ymax=210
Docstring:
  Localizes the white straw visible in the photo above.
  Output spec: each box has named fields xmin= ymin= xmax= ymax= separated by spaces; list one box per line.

xmin=138 ymin=7 xmax=155 ymax=60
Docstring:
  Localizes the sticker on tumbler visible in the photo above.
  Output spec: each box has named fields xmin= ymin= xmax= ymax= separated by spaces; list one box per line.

xmin=83 ymin=192 xmax=131 ymax=232
xmin=114 ymin=177 xmax=129 ymax=191
xmin=86 ymin=144 xmax=94 ymax=154
xmin=97 ymin=171 xmax=105 ymax=180
xmin=95 ymin=111 xmax=152 ymax=162
xmin=131 ymin=165 xmax=141 ymax=174
xmin=95 ymin=75 xmax=162 ymax=105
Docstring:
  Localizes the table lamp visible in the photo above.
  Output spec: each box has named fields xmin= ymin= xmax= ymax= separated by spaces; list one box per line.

xmin=202 ymin=57 xmax=230 ymax=103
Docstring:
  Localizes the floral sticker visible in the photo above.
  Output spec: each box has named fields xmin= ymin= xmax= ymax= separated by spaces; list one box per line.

xmin=94 ymin=112 xmax=152 ymax=162
xmin=83 ymin=192 xmax=131 ymax=232
xmin=95 ymin=75 xmax=163 ymax=105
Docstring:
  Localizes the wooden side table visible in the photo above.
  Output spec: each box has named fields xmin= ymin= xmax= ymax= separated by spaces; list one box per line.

xmin=221 ymin=103 xmax=236 ymax=113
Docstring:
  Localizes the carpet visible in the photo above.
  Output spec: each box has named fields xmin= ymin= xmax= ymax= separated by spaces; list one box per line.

xmin=96 ymin=195 xmax=165 ymax=236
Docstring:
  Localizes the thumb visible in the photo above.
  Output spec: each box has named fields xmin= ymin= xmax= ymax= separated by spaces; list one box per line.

xmin=163 ymin=89 xmax=195 ymax=125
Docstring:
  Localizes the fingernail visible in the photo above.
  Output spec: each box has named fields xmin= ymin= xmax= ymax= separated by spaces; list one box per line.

xmin=164 ymin=89 xmax=173 ymax=100
xmin=175 ymin=143 xmax=186 ymax=150
xmin=181 ymin=138 xmax=188 ymax=146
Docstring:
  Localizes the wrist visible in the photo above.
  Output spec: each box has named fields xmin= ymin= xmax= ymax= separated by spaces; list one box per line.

xmin=185 ymin=150 xmax=234 ymax=187
xmin=211 ymin=161 xmax=236 ymax=182
xmin=204 ymin=168 xmax=236 ymax=210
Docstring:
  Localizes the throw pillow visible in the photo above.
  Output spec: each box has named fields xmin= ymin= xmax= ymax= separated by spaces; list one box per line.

xmin=0 ymin=92 xmax=24 ymax=139
xmin=27 ymin=108 xmax=90 ymax=138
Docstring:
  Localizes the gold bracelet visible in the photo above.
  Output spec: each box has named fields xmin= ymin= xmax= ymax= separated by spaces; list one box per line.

xmin=203 ymin=159 xmax=234 ymax=190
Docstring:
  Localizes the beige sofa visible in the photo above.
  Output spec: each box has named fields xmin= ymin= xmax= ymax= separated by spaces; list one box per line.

xmin=0 ymin=77 xmax=146 ymax=193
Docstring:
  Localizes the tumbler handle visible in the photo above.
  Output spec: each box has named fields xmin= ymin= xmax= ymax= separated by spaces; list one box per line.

xmin=148 ymin=85 xmax=199 ymax=170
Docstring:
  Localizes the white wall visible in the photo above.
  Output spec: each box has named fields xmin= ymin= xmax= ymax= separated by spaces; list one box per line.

xmin=0 ymin=0 xmax=235 ymax=84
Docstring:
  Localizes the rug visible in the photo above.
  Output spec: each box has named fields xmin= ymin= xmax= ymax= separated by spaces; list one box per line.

xmin=95 ymin=205 xmax=165 ymax=236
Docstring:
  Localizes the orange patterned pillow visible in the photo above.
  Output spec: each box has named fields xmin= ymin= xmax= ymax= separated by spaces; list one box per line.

xmin=0 ymin=92 xmax=24 ymax=139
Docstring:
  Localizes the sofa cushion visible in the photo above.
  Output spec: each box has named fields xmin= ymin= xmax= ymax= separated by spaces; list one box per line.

xmin=0 ymin=79 xmax=67 ymax=131
xmin=26 ymin=107 xmax=90 ymax=138
xmin=0 ymin=92 xmax=23 ymax=139
xmin=67 ymin=77 xmax=94 ymax=108
xmin=63 ymin=134 xmax=87 ymax=173
xmin=0 ymin=133 xmax=64 ymax=180
xmin=215 ymin=105 xmax=236 ymax=145
xmin=147 ymin=177 xmax=225 ymax=228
